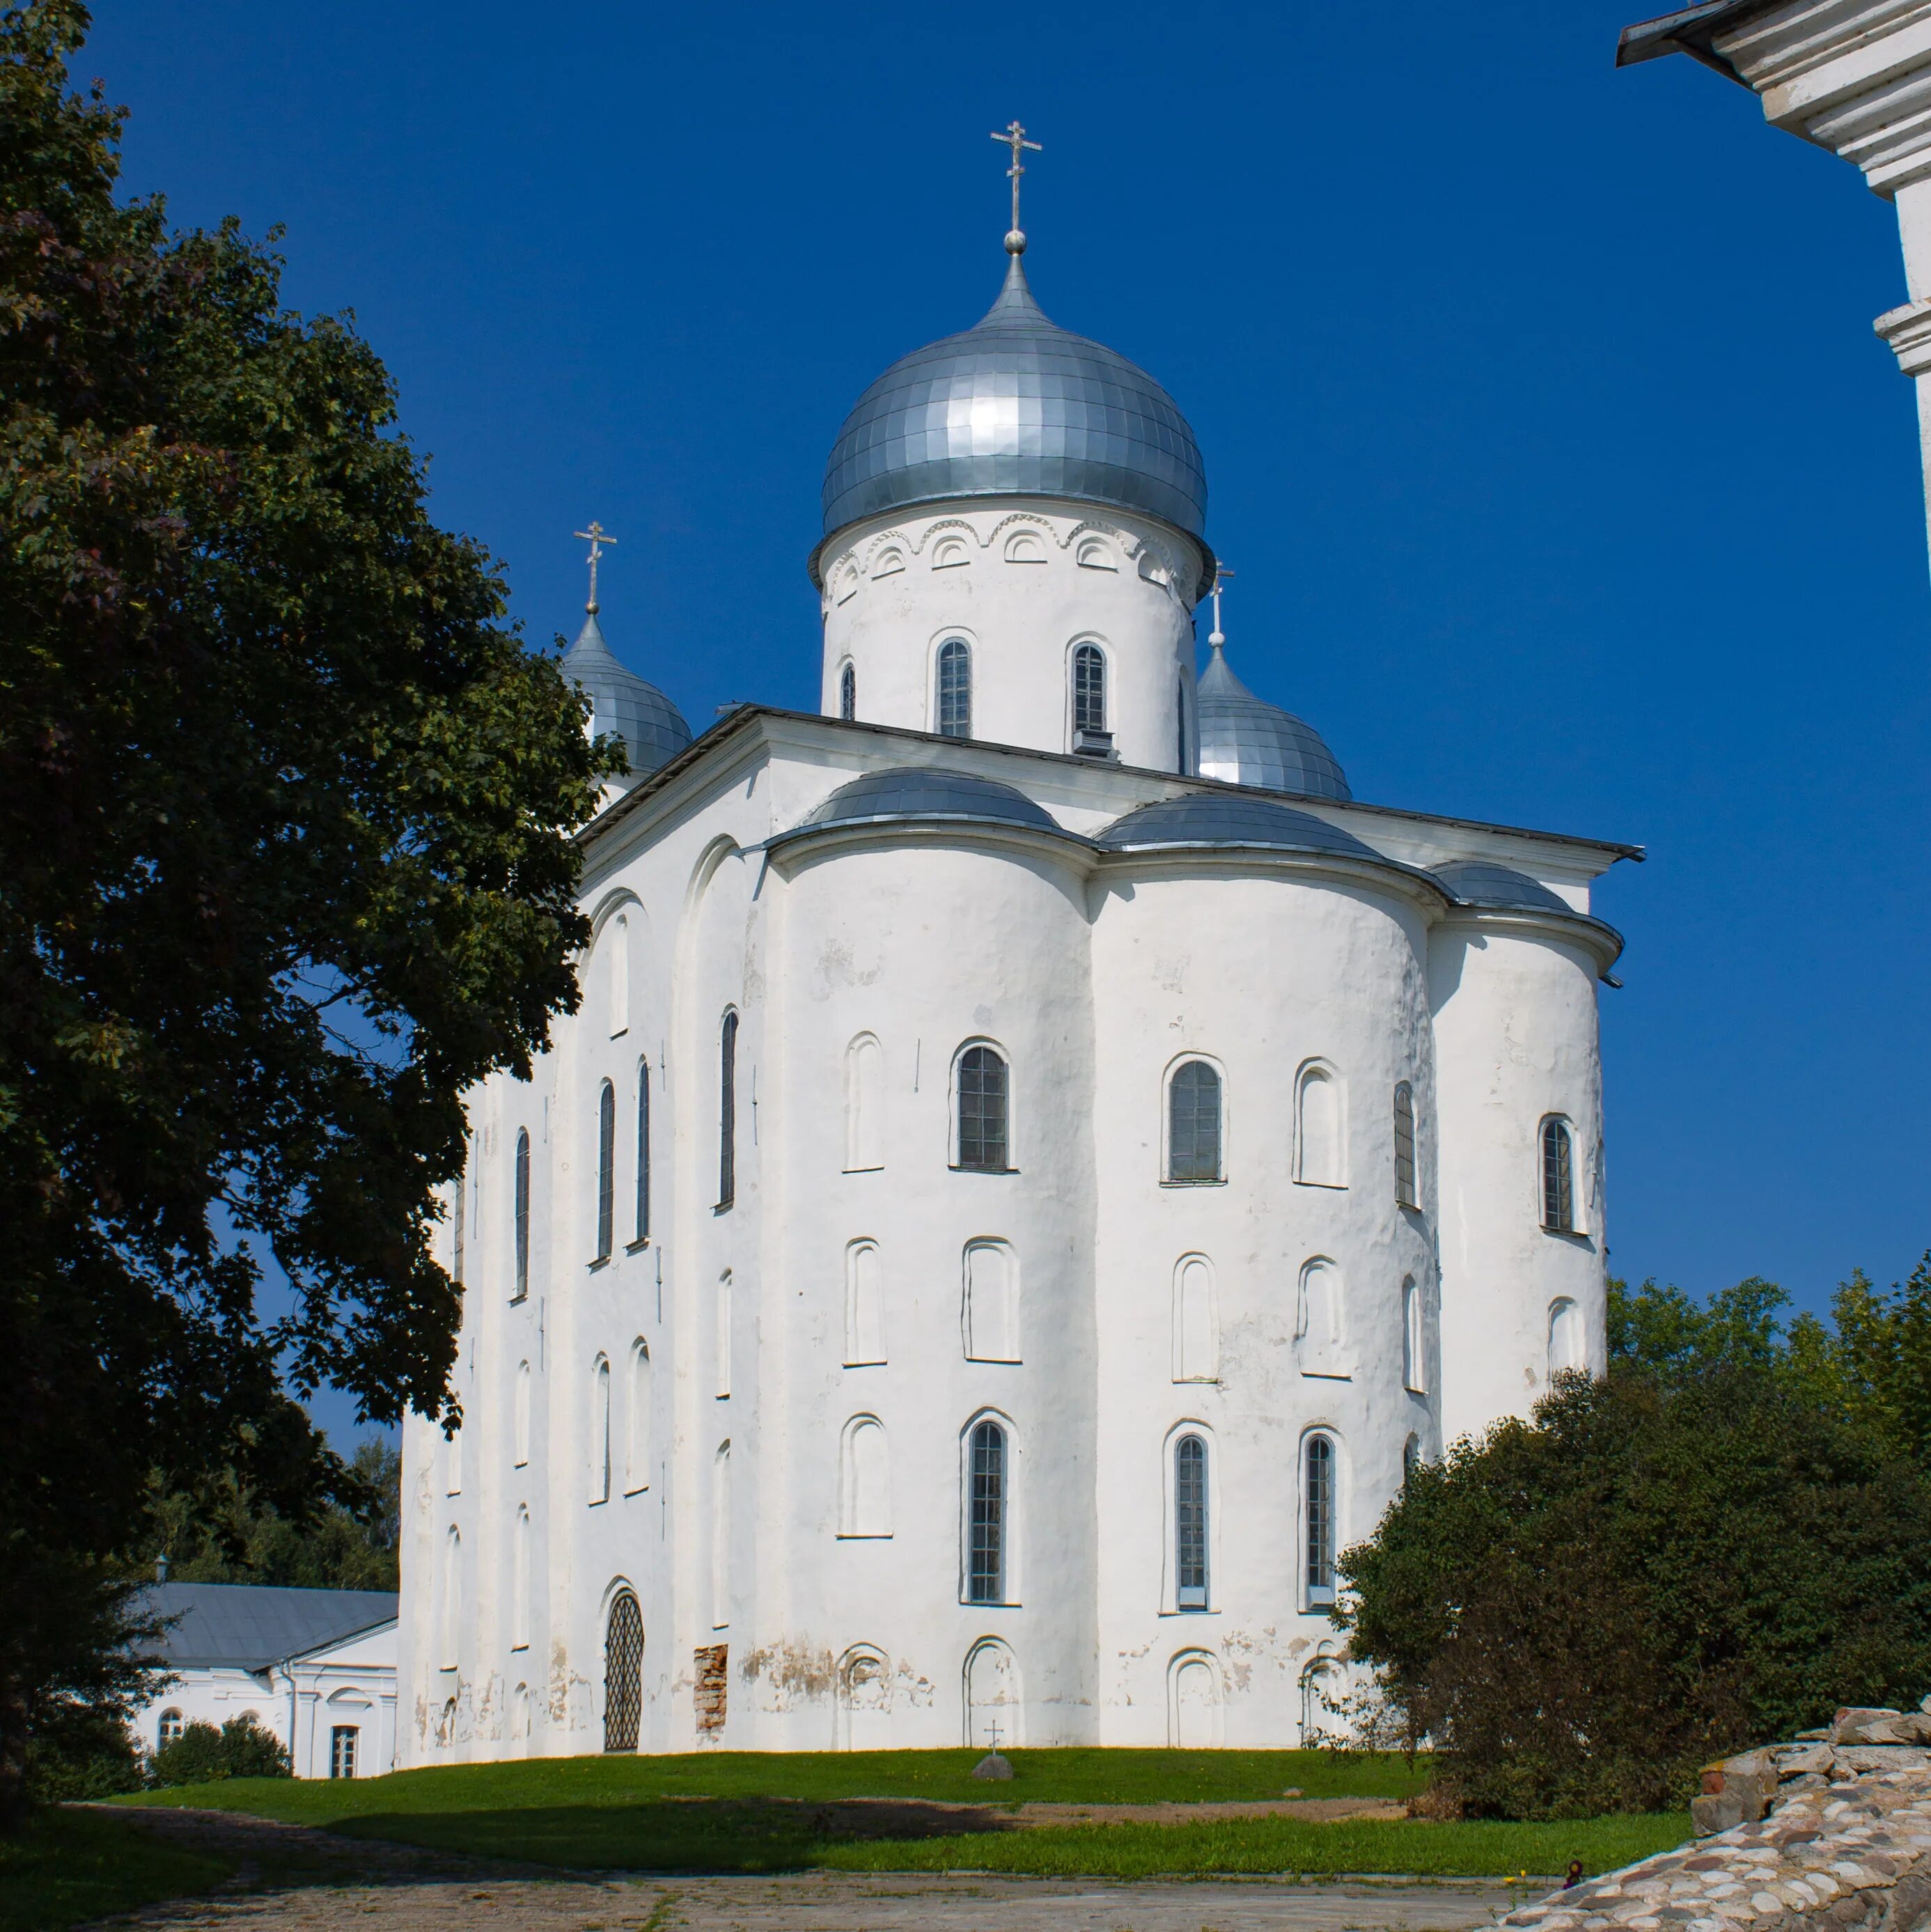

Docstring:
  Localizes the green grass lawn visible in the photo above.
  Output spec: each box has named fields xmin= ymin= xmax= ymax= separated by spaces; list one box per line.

xmin=0 ymin=1807 xmax=233 ymax=1932
xmin=116 ymin=1747 xmax=1694 ymax=1880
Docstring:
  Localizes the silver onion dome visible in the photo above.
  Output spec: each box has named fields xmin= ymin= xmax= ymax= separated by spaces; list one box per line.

xmin=1195 ymin=639 xmax=1351 ymax=802
xmin=561 ymin=610 xmax=693 ymax=779
xmin=820 ymin=253 xmax=1209 ymax=557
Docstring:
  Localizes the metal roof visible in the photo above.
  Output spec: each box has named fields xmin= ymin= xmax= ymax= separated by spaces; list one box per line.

xmin=561 ymin=611 xmax=693 ymax=779
xmin=1195 ymin=641 xmax=1351 ymax=801
xmin=798 ymin=765 xmax=1063 ymax=836
xmin=1615 ymin=0 xmax=1767 ymax=81
xmin=1432 ymin=859 xmax=1573 ymax=914
xmin=820 ymin=253 xmax=1210 ymax=560
xmin=1097 ymin=792 xmax=1384 ymax=859
xmin=139 ymin=1583 xmax=398 ymax=1672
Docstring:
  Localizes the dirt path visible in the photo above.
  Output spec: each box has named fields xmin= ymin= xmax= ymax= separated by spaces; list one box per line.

xmin=93 ymin=1806 xmax=1530 ymax=1932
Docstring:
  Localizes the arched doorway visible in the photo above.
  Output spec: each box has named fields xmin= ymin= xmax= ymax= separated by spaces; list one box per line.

xmin=603 ymin=1589 xmax=643 ymax=1753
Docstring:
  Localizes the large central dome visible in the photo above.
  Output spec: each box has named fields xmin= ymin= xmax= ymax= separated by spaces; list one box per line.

xmin=820 ymin=253 xmax=1208 ymax=547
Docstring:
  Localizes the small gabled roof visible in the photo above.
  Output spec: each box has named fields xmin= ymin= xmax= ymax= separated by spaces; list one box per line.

xmin=139 ymin=1582 xmax=398 ymax=1672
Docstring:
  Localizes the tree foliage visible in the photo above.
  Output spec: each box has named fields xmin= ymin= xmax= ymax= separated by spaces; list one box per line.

xmin=1339 ymin=1266 xmax=1931 ymax=1819
xmin=0 ymin=1 xmax=614 ymax=1818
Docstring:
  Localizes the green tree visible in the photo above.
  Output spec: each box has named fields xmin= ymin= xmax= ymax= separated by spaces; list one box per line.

xmin=0 ymin=2 xmax=615 ymax=1821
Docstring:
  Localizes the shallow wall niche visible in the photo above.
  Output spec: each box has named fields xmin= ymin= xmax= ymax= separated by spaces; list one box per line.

xmin=1173 ymin=1254 xmax=1219 ymax=1382
xmin=845 ymin=1240 xmax=885 ymax=1366
xmin=962 ymin=1240 xmax=1019 ymax=1362
xmin=844 ymin=1034 xmax=884 ymax=1171
xmin=963 ymin=1636 xmax=1021 ymax=1750
xmin=1296 ymin=1063 xmax=1345 ymax=1187
xmin=1167 ymin=1650 xmax=1224 ymax=1747
xmin=838 ymin=1417 xmax=891 ymax=1537
xmin=837 ymin=1645 xmax=892 ymax=1750
xmin=1548 ymin=1296 xmax=1584 ymax=1375
xmin=625 ymin=1341 xmax=652 ymax=1493
xmin=1298 ymin=1259 xmax=1346 ymax=1378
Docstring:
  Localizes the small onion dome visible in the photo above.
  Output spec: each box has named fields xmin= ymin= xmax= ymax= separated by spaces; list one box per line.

xmin=820 ymin=254 xmax=1209 ymax=563
xmin=1097 ymin=792 xmax=1381 ymax=860
xmin=1431 ymin=861 xmax=1572 ymax=914
xmin=561 ymin=610 xmax=692 ymax=778
xmin=802 ymin=766 xmax=1062 ymax=834
xmin=1195 ymin=639 xmax=1350 ymax=801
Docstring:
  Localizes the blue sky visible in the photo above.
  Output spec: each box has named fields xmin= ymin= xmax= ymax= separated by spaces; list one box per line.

xmin=90 ymin=0 xmax=1930 ymax=1444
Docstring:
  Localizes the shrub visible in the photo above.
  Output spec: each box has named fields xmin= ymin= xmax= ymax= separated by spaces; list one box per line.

xmin=148 ymin=1715 xmax=290 ymax=1788
xmin=22 ymin=1707 xmax=143 ymax=1802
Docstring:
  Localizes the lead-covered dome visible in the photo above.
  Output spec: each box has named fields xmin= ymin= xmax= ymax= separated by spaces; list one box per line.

xmin=820 ymin=254 xmax=1208 ymax=550
xmin=561 ymin=611 xmax=692 ymax=778
xmin=1196 ymin=640 xmax=1350 ymax=802
xmin=800 ymin=766 xmax=1061 ymax=835
xmin=1097 ymin=793 xmax=1379 ymax=860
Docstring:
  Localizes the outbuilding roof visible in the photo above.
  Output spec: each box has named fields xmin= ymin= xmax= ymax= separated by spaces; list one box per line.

xmin=140 ymin=1582 xmax=398 ymax=1672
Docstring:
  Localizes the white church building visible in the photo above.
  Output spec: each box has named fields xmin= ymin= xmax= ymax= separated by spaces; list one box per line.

xmin=398 ymin=186 xmax=1636 ymax=1761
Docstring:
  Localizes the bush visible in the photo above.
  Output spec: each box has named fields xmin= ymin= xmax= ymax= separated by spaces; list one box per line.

xmin=148 ymin=1715 xmax=290 ymax=1789
xmin=22 ymin=1707 xmax=143 ymax=1802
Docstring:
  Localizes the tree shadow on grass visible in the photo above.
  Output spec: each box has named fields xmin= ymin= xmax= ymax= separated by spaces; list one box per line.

xmin=330 ymin=1796 xmax=1018 ymax=1875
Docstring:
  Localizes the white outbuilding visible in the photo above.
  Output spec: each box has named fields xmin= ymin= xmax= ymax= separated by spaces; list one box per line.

xmin=398 ymin=218 xmax=1636 ymax=1764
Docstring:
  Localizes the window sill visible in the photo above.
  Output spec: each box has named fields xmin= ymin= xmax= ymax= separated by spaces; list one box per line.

xmin=1293 ymin=1179 xmax=1348 ymax=1192
xmin=964 ymin=1355 xmax=1023 ymax=1365
xmin=1299 ymin=1369 xmax=1353 ymax=1382
xmin=1542 ymin=1225 xmax=1591 ymax=1244
xmin=843 ymin=1357 xmax=886 ymax=1369
xmin=962 ymin=1598 xmax=1020 ymax=1610
xmin=587 ymin=1256 xmax=610 ymax=1274
xmin=510 ymin=1292 xmax=529 ymax=1306
xmin=623 ymin=1484 xmax=650 ymax=1497
xmin=587 ymin=1496 xmax=608 ymax=1509
xmin=843 ymin=1164 xmax=884 ymax=1176
xmin=949 ymin=1164 xmax=1017 ymax=1176
xmin=713 ymin=1201 xmax=735 ymax=1216
xmin=836 ymin=1532 xmax=893 ymax=1541
xmin=1160 ymin=1177 xmax=1225 ymax=1189
xmin=625 ymin=1238 xmax=651 ymax=1255
xmin=510 ymin=1642 xmax=529 ymax=1653
xmin=513 ymin=1458 xmax=529 ymax=1470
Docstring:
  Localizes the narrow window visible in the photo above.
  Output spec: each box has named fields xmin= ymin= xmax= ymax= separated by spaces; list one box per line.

xmin=590 ymin=1357 xmax=611 ymax=1504
xmin=604 ymin=1589 xmax=643 ymax=1754
xmin=452 ymin=1153 xmax=466 ymax=1285
xmin=845 ymin=1034 xmax=883 ymax=1171
xmin=718 ymin=1010 xmax=739 ymax=1208
xmin=626 ymin=1341 xmax=652 ymax=1490
xmin=329 ymin=1726 xmax=358 ymax=1779
xmin=1175 ymin=677 xmax=1188 ymax=774
xmin=1072 ymin=643 xmax=1106 ymax=734
xmin=595 ymin=1079 xmax=615 ymax=1262
xmin=839 ymin=661 xmax=856 ymax=721
xmin=955 ymin=1045 xmax=1009 ymax=1171
xmin=937 ymin=638 xmax=972 ymax=738
xmin=845 ymin=1241 xmax=885 ymax=1366
xmin=1393 ymin=1082 xmax=1417 ymax=1209
xmin=513 ymin=1360 xmax=531 ymax=1469
xmin=1541 ymin=1118 xmax=1574 ymax=1232
xmin=513 ymin=1128 xmax=531 ymax=1300
xmin=1402 ymin=1434 xmax=1420 ymax=1488
xmin=1167 ymin=1060 xmax=1223 ymax=1183
xmin=634 ymin=1059 xmax=650 ymax=1243
xmin=512 ymin=1505 xmax=531 ymax=1649
xmin=1305 ymin=1434 xmax=1336 ymax=1606
xmin=1175 ymin=1434 xmax=1208 ymax=1609
xmin=967 ymin=1419 xmax=1006 ymax=1604
xmin=1402 ymin=1277 xmax=1425 ymax=1393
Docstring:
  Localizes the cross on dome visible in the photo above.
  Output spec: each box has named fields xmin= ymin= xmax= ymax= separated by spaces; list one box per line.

xmin=573 ymin=520 xmax=617 ymax=615
xmin=990 ymin=120 xmax=1042 ymax=255
xmin=1207 ymin=565 xmax=1236 ymax=648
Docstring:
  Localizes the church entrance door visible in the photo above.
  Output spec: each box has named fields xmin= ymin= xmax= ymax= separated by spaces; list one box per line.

xmin=603 ymin=1590 xmax=643 ymax=1753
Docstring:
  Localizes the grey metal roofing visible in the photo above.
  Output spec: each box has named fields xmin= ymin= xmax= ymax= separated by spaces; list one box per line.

xmin=1432 ymin=860 xmax=1574 ymax=914
xmin=799 ymin=765 xmax=1063 ymax=836
xmin=1195 ymin=641 xmax=1351 ymax=802
xmin=139 ymin=1583 xmax=397 ymax=1672
xmin=1097 ymin=793 xmax=1384 ymax=860
xmin=1615 ymin=0 xmax=1765 ymax=81
xmin=561 ymin=610 xmax=693 ymax=779
xmin=820 ymin=251 xmax=1210 ymax=558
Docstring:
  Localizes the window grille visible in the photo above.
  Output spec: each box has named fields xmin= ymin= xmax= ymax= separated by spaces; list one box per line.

xmin=839 ymin=661 xmax=856 ymax=721
xmin=955 ymin=1045 xmax=1009 ymax=1170
xmin=1073 ymin=644 xmax=1106 ymax=734
xmin=1541 ymin=1118 xmax=1574 ymax=1232
xmin=603 ymin=1590 xmax=643 ymax=1753
xmin=937 ymin=639 xmax=972 ymax=738
xmin=595 ymin=1080 xmax=615 ymax=1261
xmin=1175 ymin=1434 xmax=1208 ymax=1608
xmin=513 ymin=1129 xmax=531 ymax=1301
xmin=329 ymin=1725 xmax=358 ymax=1779
xmin=158 ymin=1708 xmax=184 ymax=1749
xmin=968 ymin=1419 xmax=1006 ymax=1603
xmin=1306 ymin=1433 xmax=1336 ymax=1605
xmin=634 ymin=1061 xmax=650 ymax=1243
xmin=718 ymin=1011 xmax=738 ymax=1208
xmin=1393 ymin=1082 xmax=1417 ymax=1209
xmin=1168 ymin=1061 xmax=1223 ymax=1183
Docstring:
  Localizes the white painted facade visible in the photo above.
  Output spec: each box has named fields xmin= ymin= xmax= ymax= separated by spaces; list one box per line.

xmin=399 ymin=257 xmax=1634 ymax=1766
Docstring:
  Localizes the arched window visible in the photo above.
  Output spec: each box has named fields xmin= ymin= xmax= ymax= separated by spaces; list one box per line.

xmin=157 ymin=1708 xmax=185 ymax=1749
xmin=512 ymin=1506 xmax=531 ymax=1651
xmin=1305 ymin=1433 xmax=1336 ymax=1606
xmin=840 ymin=1416 xmax=891 ymax=1536
xmin=1296 ymin=1064 xmax=1343 ymax=1187
xmin=845 ymin=1034 xmax=883 ymax=1171
xmin=1541 ymin=1117 xmax=1574 ymax=1232
xmin=589 ymin=1356 xmax=611 ymax=1504
xmin=1393 ymin=1082 xmax=1417 ymax=1209
xmin=634 ymin=1059 xmax=650 ymax=1244
xmin=845 ymin=1240 xmax=885 ymax=1366
xmin=1173 ymin=1254 xmax=1218 ymax=1383
xmin=838 ymin=660 xmax=856 ymax=721
xmin=1402 ymin=1277 xmax=1425 ymax=1393
xmin=626 ymin=1341 xmax=652 ymax=1491
xmin=967 ymin=1419 xmax=1007 ymax=1604
xmin=937 ymin=638 xmax=972 ymax=738
xmin=1072 ymin=643 xmax=1106 ymax=735
xmin=954 ymin=1044 xmax=1010 ymax=1171
xmin=1167 ymin=1060 xmax=1223 ymax=1183
xmin=513 ymin=1128 xmax=531 ymax=1300
xmin=595 ymin=1079 xmax=616 ymax=1262
xmin=718 ymin=1009 xmax=739 ymax=1209
xmin=603 ymin=1589 xmax=643 ymax=1754
xmin=513 ymin=1360 xmax=531 ymax=1469
xmin=1549 ymin=1297 xmax=1584 ymax=1376
xmin=962 ymin=1240 xmax=1019 ymax=1362
xmin=1175 ymin=1433 xmax=1208 ymax=1609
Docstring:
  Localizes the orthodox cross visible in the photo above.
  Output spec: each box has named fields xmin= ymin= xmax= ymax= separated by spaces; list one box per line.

xmin=1208 ymin=565 xmax=1235 ymax=646
xmin=990 ymin=120 xmax=1042 ymax=242
xmin=574 ymin=520 xmax=617 ymax=614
